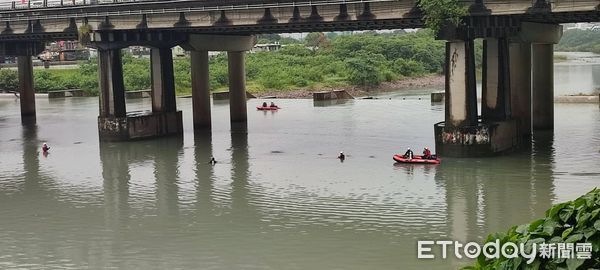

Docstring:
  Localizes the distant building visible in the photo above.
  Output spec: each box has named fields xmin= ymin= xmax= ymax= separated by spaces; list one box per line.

xmin=252 ymin=43 xmax=282 ymax=52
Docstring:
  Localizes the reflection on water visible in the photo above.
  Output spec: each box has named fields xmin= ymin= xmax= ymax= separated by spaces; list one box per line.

xmin=0 ymin=96 xmax=598 ymax=269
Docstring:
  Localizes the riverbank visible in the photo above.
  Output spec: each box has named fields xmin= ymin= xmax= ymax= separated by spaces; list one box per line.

xmin=253 ymin=75 xmax=445 ymax=99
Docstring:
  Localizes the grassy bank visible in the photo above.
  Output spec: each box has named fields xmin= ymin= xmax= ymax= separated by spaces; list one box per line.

xmin=0 ymin=30 xmax=449 ymax=96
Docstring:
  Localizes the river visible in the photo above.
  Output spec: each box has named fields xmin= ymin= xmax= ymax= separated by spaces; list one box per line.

xmin=0 ymin=54 xmax=598 ymax=269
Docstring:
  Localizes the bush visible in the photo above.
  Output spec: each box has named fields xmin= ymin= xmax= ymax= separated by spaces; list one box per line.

xmin=465 ymin=189 xmax=600 ymax=270
xmin=0 ymin=69 xmax=18 ymax=92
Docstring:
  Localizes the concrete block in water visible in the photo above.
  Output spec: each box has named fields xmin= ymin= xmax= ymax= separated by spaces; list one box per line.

xmin=48 ymin=89 xmax=85 ymax=98
xmin=212 ymin=91 xmax=256 ymax=100
xmin=98 ymin=111 xmax=183 ymax=141
xmin=431 ymin=91 xmax=445 ymax=103
xmin=125 ymin=90 xmax=151 ymax=99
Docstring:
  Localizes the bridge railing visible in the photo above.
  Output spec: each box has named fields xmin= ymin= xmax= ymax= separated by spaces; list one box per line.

xmin=0 ymin=0 xmax=403 ymax=11
xmin=0 ymin=0 xmax=157 ymax=10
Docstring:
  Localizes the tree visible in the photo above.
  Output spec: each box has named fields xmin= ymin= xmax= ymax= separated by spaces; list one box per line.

xmin=305 ymin=32 xmax=330 ymax=50
xmin=418 ymin=0 xmax=467 ymax=34
xmin=0 ymin=69 xmax=18 ymax=92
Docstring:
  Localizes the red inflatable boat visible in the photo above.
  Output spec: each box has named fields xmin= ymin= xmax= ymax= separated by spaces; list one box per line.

xmin=257 ymin=106 xmax=280 ymax=111
xmin=393 ymin=154 xmax=441 ymax=164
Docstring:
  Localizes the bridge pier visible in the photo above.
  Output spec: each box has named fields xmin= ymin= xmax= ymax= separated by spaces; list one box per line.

xmin=435 ymin=22 xmax=562 ymax=157
xmin=191 ymin=50 xmax=211 ymax=130
xmin=509 ymin=41 xmax=532 ymax=139
xmin=18 ymin=56 xmax=36 ymax=124
xmin=97 ymin=47 xmax=182 ymax=141
xmin=228 ymin=51 xmax=248 ymax=124
xmin=435 ymin=38 xmax=519 ymax=157
xmin=149 ymin=47 xmax=183 ymax=136
xmin=482 ymin=38 xmax=511 ymax=121
xmin=183 ymin=34 xmax=254 ymax=130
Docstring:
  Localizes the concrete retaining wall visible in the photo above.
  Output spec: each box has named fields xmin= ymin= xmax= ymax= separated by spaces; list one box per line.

xmin=212 ymin=91 xmax=256 ymax=100
xmin=554 ymin=95 xmax=599 ymax=103
xmin=48 ymin=89 xmax=86 ymax=98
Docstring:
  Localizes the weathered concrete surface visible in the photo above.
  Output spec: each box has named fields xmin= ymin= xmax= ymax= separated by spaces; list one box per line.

xmin=313 ymin=90 xmax=354 ymax=101
xmin=445 ymin=40 xmax=478 ymax=127
xmin=98 ymin=111 xmax=183 ymax=141
xmin=183 ymin=35 xmax=255 ymax=52
xmin=431 ymin=92 xmax=444 ymax=103
xmin=150 ymin=47 xmax=177 ymax=113
xmin=313 ymin=91 xmax=335 ymax=101
xmin=532 ymin=43 xmax=554 ymax=130
xmin=191 ymin=50 xmax=211 ymax=129
xmin=47 ymin=89 xmax=86 ymax=98
xmin=482 ymin=38 xmax=510 ymax=121
xmin=434 ymin=119 xmax=519 ymax=157
xmin=333 ymin=90 xmax=355 ymax=99
xmin=228 ymin=51 xmax=248 ymax=123
xmin=509 ymin=41 xmax=532 ymax=138
xmin=515 ymin=22 xmax=563 ymax=44
xmin=17 ymin=56 xmax=36 ymax=123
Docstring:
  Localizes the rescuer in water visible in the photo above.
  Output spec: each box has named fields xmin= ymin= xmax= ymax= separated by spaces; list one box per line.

xmin=42 ymin=143 xmax=50 ymax=156
xmin=338 ymin=151 xmax=345 ymax=162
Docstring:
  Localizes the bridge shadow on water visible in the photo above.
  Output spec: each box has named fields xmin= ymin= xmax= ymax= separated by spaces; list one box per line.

xmin=432 ymin=131 xmax=556 ymax=244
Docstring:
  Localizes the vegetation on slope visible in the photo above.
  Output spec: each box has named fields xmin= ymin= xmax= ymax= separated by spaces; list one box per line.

xmin=465 ymin=188 xmax=600 ymax=270
xmin=556 ymin=29 xmax=600 ymax=54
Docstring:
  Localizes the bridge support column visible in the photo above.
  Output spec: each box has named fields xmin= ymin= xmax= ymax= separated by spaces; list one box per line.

xmin=191 ymin=50 xmax=211 ymax=130
xmin=150 ymin=48 xmax=177 ymax=113
xmin=509 ymin=42 xmax=532 ymax=139
xmin=482 ymin=38 xmax=511 ymax=121
xmin=18 ymin=56 xmax=36 ymax=124
xmin=435 ymin=39 xmax=519 ymax=157
xmin=532 ymin=43 xmax=554 ymax=130
xmin=98 ymin=49 xmax=126 ymax=119
xmin=445 ymin=40 xmax=478 ymax=127
xmin=228 ymin=51 xmax=247 ymax=124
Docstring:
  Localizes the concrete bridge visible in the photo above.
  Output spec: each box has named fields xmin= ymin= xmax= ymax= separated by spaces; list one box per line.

xmin=2 ymin=0 xmax=599 ymax=156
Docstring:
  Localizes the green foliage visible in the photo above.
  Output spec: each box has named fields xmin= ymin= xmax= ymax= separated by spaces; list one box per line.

xmin=0 ymin=31 xmax=446 ymax=95
xmin=418 ymin=0 xmax=468 ymax=34
xmin=556 ymin=29 xmax=600 ymax=54
xmin=344 ymin=53 xmax=387 ymax=86
xmin=0 ymin=69 xmax=18 ymax=91
xmin=465 ymin=188 xmax=600 ymax=270
xmin=305 ymin=32 xmax=331 ymax=50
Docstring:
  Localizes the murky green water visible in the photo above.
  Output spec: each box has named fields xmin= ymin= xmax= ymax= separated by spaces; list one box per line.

xmin=0 ymin=96 xmax=598 ymax=269
xmin=0 ymin=55 xmax=599 ymax=269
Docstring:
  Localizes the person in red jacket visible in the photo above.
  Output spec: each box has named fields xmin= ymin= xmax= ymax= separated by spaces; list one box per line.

xmin=423 ymin=147 xmax=432 ymax=159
